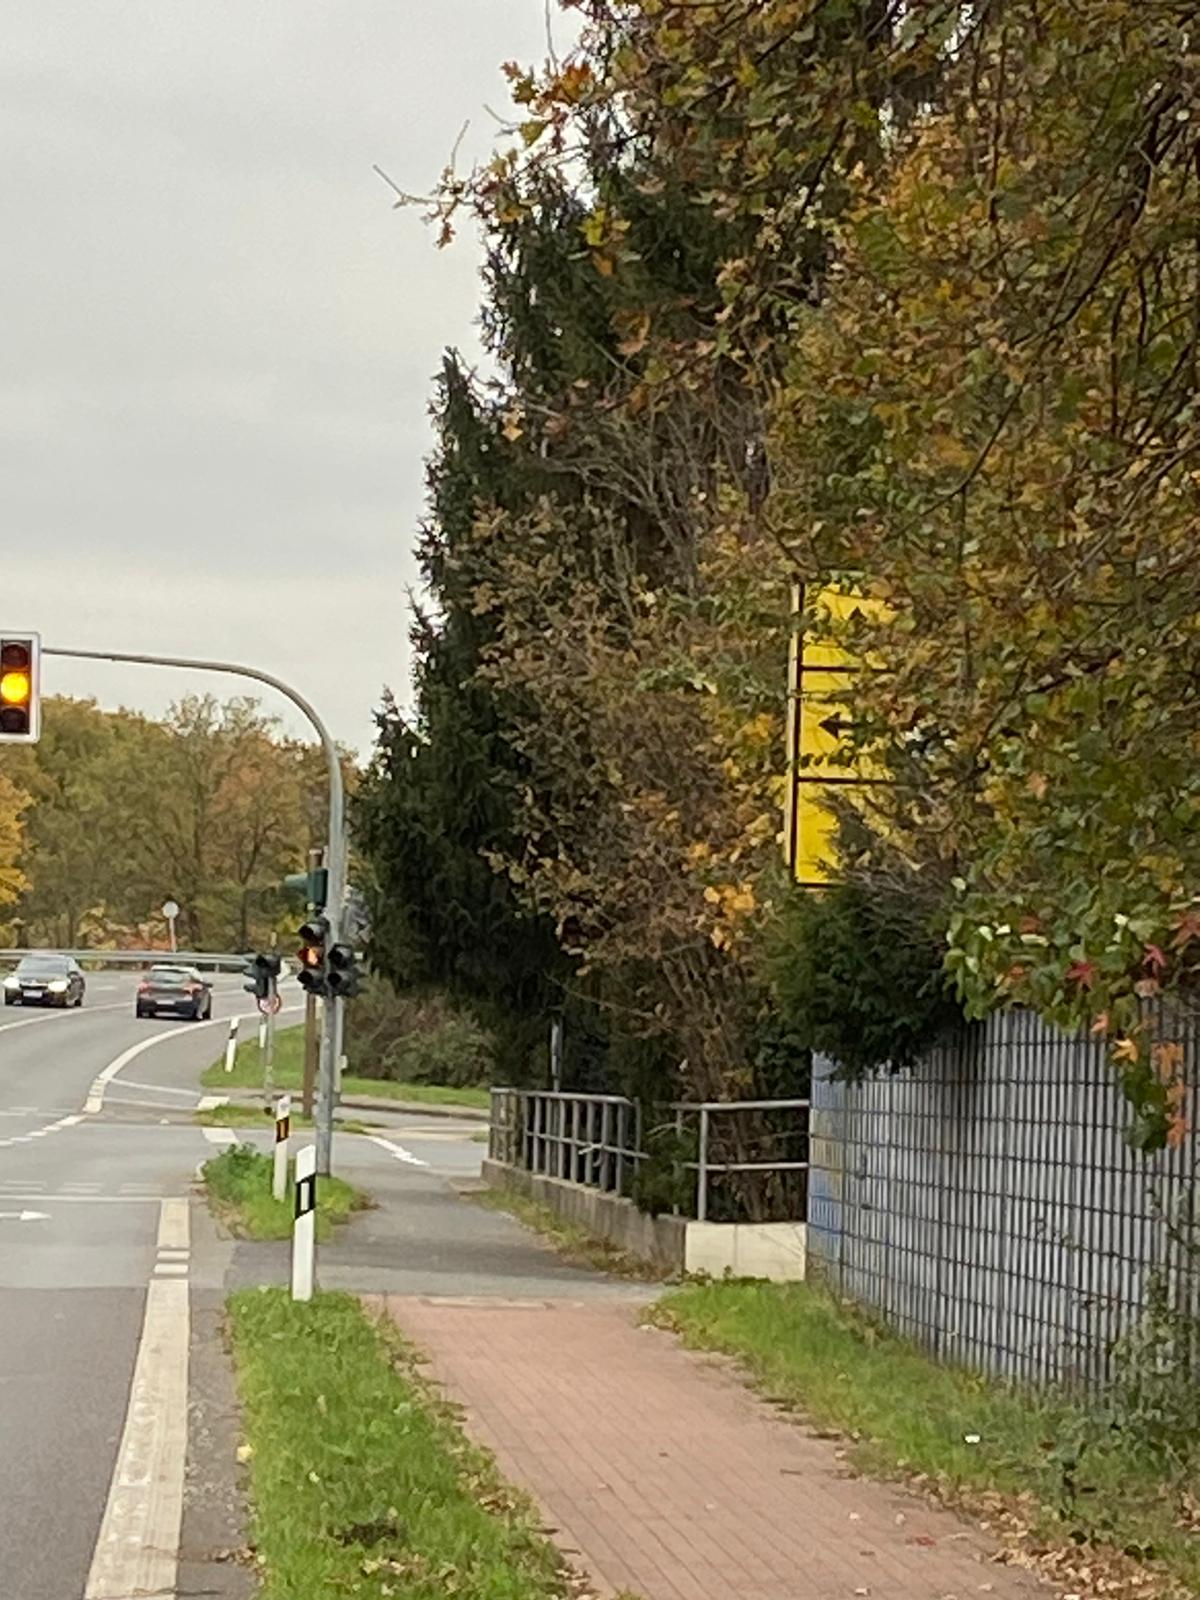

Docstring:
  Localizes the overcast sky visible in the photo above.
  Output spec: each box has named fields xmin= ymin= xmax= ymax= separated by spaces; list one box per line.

xmin=2 ymin=1 xmax=557 ymax=759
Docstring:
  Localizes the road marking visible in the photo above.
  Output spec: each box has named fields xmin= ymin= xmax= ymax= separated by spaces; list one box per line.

xmin=114 ymin=1078 xmax=200 ymax=1098
xmin=85 ymin=1245 xmax=189 ymax=1599
xmin=154 ymin=1260 xmax=189 ymax=1277
xmin=196 ymin=1094 xmax=229 ymax=1110
xmin=368 ymin=1134 xmax=429 ymax=1168
xmin=0 ymin=1000 xmax=131 ymax=1035
xmin=84 ymin=1003 xmax=304 ymax=1114
xmin=157 ymin=1197 xmax=189 ymax=1253
xmin=0 ymin=1209 xmax=48 ymax=1221
xmin=0 ymin=1192 xmax=167 ymax=1203
xmin=201 ymin=1127 xmax=237 ymax=1147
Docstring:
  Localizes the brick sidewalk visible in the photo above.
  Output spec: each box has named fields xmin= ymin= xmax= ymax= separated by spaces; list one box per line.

xmin=377 ymin=1294 xmax=1049 ymax=1600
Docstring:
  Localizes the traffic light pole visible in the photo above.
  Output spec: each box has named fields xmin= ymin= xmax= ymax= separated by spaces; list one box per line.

xmin=44 ymin=646 xmax=346 ymax=1177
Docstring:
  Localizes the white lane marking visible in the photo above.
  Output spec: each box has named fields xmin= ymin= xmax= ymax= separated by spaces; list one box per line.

xmin=0 ymin=1209 xmax=48 ymax=1221
xmin=201 ymin=1127 xmax=236 ymax=1147
xmin=114 ymin=1078 xmax=200 ymax=1099
xmin=84 ymin=1003 xmax=304 ymax=1114
xmin=368 ymin=1134 xmax=429 ymax=1169
xmin=84 ymin=1261 xmax=189 ymax=1599
xmin=154 ymin=1261 xmax=189 ymax=1277
xmin=0 ymin=1000 xmax=131 ymax=1035
xmin=0 ymin=1193 xmax=168 ymax=1204
xmin=196 ymin=1094 xmax=228 ymax=1111
xmin=157 ymin=1197 xmax=189 ymax=1253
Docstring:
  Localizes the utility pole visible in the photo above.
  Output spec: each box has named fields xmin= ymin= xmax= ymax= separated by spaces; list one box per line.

xmin=263 ymin=930 xmax=278 ymax=1100
xmin=43 ymin=645 xmax=347 ymax=1177
xmin=301 ymin=847 xmax=323 ymax=1120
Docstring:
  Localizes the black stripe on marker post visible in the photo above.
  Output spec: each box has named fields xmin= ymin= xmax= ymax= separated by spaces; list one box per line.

xmin=294 ymin=1173 xmax=316 ymax=1219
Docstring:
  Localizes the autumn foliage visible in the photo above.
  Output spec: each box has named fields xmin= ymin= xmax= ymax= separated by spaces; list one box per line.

xmin=360 ymin=1 xmax=1200 ymax=1142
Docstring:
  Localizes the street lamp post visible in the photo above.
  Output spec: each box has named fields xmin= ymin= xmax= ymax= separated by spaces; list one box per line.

xmin=43 ymin=645 xmax=346 ymax=1177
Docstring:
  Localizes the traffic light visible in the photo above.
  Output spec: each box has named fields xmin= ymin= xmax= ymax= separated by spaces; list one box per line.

xmin=284 ymin=865 xmax=329 ymax=911
xmin=327 ymin=943 xmax=362 ymax=999
xmin=297 ymin=917 xmax=329 ymax=996
xmin=0 ymin=633 xmax=40 ymax=743
xmin=243 ymin=951 xmax=282 ymax=1000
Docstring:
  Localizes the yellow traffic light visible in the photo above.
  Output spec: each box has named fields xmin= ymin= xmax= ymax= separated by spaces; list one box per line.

xmin=0 ymin=634 xmax=40 ymax=743
xmin=0 ymin=670 xmax=30 ymax=705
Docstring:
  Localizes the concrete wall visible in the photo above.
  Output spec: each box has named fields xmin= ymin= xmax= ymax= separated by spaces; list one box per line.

xmin=483 ymin=1159 xmax=808 ymax=1282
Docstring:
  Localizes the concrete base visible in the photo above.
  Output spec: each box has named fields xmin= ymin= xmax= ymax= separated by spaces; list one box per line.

xmin=482 ymin=1160 xmax=688 ymax=1270
xmin=684 ymin=1220 xmax=807 ymax=1281
xmin=483 ymin=1160 xmax=808 ymax=1282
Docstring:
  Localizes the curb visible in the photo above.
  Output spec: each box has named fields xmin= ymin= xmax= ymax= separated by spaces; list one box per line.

xmin=214 ymin=1088 xmax=489 ymax=1123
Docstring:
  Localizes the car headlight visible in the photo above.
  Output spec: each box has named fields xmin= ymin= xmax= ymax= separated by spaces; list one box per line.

xmin=3 ymin=977 xmax=17 ymax=990
xmin=48 ymin=979 xmax=69 ymax=992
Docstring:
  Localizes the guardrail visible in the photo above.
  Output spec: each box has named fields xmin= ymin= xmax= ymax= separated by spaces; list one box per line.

xmin=489 ymin=1088 xmax=810 ymax=1222
xmin=0 ymin=948 xmax=269 ymax=974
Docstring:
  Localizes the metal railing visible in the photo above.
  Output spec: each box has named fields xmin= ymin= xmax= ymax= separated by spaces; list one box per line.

xmin=489 ymin=1088 xmax=810 ymax=1222
xmin=0 ymin=948 xmax=285 ymax=974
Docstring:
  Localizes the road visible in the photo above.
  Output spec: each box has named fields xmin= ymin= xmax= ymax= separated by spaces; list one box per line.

xmin=0 ymin=970 xmax=490 ymax=1600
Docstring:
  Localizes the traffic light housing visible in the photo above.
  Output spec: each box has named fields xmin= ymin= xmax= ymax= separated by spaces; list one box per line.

xmin=0 ymin=633 xmax=41 ymax=743
xmin=243 ymin=951 xmax=282 ymax=1000
xmin=297 ymin=917 xmax=329 ymax=996
xmin=327 ymin=943 xmax=361 ymax=999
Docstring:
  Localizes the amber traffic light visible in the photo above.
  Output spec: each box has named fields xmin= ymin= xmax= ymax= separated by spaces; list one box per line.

xmin=0 ymin=634 xmax=40 ymax=743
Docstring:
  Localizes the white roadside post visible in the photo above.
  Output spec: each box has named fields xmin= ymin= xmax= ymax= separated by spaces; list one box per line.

xmin=291 ymin=1144 xmax=316 ymax=1302
xmin=272 ymin=1093 xmax=292 ymax=1203
xmin=223 ymin=1017 xmax=239 ymax=1074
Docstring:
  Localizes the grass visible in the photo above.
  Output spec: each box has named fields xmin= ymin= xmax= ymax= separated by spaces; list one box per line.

xmin=473 ymin=1184 xmax=669 ymax=1281
xmin=202 ymin=1145 xmax=369 ymax=1242
xmin=652 ymin=1280 xmax=1200 ymax=1597
xmin=227 ymin=1289 xmax=573 ymax=1600
xmin=194 ymin=1102 xmax=374 ymax=1135
xmin=201 ymin=1025 xmax=490 ymax=1110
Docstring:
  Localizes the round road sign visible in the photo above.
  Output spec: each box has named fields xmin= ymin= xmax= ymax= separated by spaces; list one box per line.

xmin=257 ymin=993 xmax=283 ymax=1017
xmin=162 ymin=899 xmax=180 ymax=921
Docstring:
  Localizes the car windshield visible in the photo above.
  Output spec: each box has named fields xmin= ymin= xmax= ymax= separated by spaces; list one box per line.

xmin=148 ymin=969 xmax=192 ymax=986
xmin=15 ymin=957 xmax=69 ymax=976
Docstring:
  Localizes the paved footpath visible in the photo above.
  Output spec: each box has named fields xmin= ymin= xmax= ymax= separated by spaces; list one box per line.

xmin=378 ymin=1292 xmax=1049 ymax=1600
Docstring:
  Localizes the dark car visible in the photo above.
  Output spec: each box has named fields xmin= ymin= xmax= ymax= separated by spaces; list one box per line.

xmin=3 ymin=953 xmax=86 ymax=1008
xmin=135 ymin=965 xmax=213 ymax=1021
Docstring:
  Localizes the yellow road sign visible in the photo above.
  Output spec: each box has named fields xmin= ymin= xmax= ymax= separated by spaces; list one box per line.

xmin=784 ymin=583 xmax=889 ymax=886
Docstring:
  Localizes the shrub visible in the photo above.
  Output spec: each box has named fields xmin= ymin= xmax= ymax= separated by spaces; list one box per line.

xmin=344 ymin=975 xmax=495 ymax=1087
xmin=762 ymin=877 xmax=962 ymax=1079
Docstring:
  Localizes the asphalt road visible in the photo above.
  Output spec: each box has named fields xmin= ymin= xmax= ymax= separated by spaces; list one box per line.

xmin=0 ymin=968 xmax=496 ymax=1600
xmin=0 ymin=970 xmax=260 ymax=1600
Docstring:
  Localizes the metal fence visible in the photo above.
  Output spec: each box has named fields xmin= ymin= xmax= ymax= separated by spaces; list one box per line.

xmin=0 ymin=948 xmax=254 ymax=972
xmin=489 ymin=1089 xmax=810 ymax=1222
xmin=809 ymin=1007 xmax=1200 ymax=1388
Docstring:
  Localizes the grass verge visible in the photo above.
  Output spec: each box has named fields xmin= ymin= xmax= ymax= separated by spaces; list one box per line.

xmin=202 ymin=1025 xmax=490 ymax=1110
xmin=652 ymin=1280 xmax=1200 ymax=1598
xmin=202 ymin=1145 xmax=369 ymax=1242
xmin=472 ymin=1185 xmax=669 ymax=1282
xmin=227 ymin=1289 xmax=573 ymax=1599
xmin=193 ymin=1103 xmax=374 ymax=1135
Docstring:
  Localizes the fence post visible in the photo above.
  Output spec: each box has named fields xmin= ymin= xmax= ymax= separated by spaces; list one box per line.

xmin=571 ymin=1098 xmax=581 ymax=1182
xmin=601 ymin=1101 xmax=612 ymax=1192
xmin=697 ymin=1105 xmax=710 ymax=1222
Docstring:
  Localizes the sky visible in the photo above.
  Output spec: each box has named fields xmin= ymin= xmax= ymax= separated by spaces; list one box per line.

xmin=1 ymin=1 xmax=560 ymax=759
